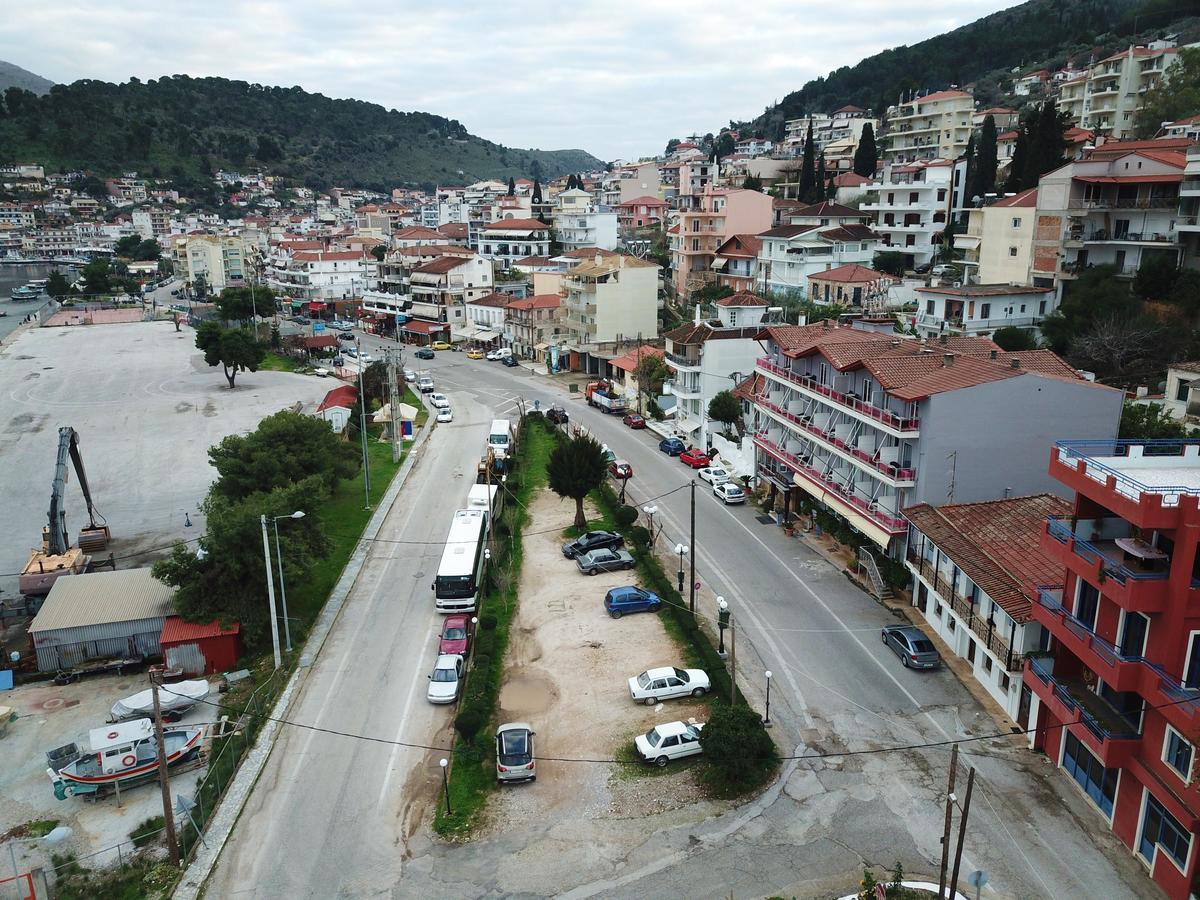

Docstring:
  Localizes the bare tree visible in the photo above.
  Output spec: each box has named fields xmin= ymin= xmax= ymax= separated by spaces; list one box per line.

xmin=1070 ymin=315 xmax=1165 ymax=377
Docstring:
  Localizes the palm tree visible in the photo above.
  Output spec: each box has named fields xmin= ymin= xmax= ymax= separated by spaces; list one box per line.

xmin=547 ymin=433 xmax=608 ymax=529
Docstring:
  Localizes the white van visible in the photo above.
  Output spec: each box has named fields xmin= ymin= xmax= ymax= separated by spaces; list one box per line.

xmin=487 ymin=419 xmax=513 ymax=459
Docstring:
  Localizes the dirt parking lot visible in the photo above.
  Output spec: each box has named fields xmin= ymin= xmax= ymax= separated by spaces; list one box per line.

xmin=484 ymin=490 xmax=721 ymax=841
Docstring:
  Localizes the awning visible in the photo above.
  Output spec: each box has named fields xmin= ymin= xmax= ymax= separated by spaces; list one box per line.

xmin=790 ymin=473 xmax=893 ymax=549
xmin=710 ymin=259 xmax=728 ymax=271
xmin=675 ymin=419 xmax=702 ymax=433
xmin=534 ymin=342 xmax=550 ymax=350
xmin=1073 ymin=174 xmax=1183 ymax=184
xmin=403 ymin=320 xmax=443 ymax=335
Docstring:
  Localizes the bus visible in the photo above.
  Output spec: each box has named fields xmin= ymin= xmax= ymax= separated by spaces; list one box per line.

xmin=433 ymin=508 xmax=488 ymax=613
xmin=487 ymin=419 xmax=513 ymax=459
xmin=467 ymin=483 xmax=498 ymax=514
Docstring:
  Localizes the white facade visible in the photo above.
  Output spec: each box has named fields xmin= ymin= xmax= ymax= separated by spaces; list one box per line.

xmin=756 ymin=226 xmax=880 ymax=297
xmin=861 ymin=162 xmax=955 ymax=268
xmin=479 ymin=219 xmax=551 ymax=268
xmin=912 ymin=285 xmax=1057 ymax=338
xmin=560 ymin=254 xmax=659 ymax=348
xmin=884 ymin=90 xmax=974 ymax=164
xmin=268 ymin=251 xmax=374 ymax=300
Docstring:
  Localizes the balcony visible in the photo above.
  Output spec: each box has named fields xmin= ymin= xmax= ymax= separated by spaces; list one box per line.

xmin=1031 ymin=588 xmax=1144 ymax=691
xmin=1025 ymin=655 xmax=1142 ymax=768
xmin=1070 ymin=197 xmax=1178 ymax=211
xmin=907 ymin=554 xmax=1022 ymax=669
xmin=1042 ymin=517 xmax=1169 ymax=612
xmin=665 ymin=351 xmax=701 ymax=370
xmin=1084 ymin=229 xmax=1179 ymax=245
xmin=756 ymin=356 xmax=920 ymax=434
xmin=753 ymin=433 xmax=907 ymax=534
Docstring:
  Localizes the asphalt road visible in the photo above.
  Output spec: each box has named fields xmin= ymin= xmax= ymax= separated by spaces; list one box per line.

xmin=206 ymin=335 xmax=1158 ymax=899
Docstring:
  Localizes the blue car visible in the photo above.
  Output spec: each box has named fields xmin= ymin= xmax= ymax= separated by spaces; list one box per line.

xmin=604 ymin=586 xmax=662 ymax=619
xmin=659 ymin=437 xmax=686 ymax=456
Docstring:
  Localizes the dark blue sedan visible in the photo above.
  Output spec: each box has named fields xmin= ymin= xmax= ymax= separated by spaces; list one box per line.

xmin=658 ymin=437 xmax=686 ymax=456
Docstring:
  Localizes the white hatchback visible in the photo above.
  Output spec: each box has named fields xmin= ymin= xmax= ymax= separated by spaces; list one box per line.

xmin=430 ymin=392 xmax=450 ymax=409
xmin=427 ymin=654 xmax=464 ymax=704
xmin=697 ymin=466 xmax=730 ymax=485
xmin=437 ymin=407 xmax=453 ymax=423
xmin=634 ymin=720 xmax=705 ymax=767
xmin=628 ymin=666 xmax=710 ymax=705
xmin=713 ymin=482 xmax=746 ymax=505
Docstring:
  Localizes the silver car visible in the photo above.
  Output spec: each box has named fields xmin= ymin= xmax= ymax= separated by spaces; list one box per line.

xmin=575 ymin=547 xmax=635 ymax=575
xmin=496 ymin=722 xmax=536 ymax=783
xmin=882 ymin=625 xmax=941 ymax=669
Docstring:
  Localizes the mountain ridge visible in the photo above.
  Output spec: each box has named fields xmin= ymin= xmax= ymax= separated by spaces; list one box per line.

xmin=0 ymin=59 xmax=54 ymax=95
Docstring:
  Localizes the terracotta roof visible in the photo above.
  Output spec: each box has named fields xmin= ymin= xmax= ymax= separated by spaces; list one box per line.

xmin=903 ymin=494 xmax=1071 ymax=621
xmin=318 ymin=384 xmax=359 ymax=411
xmin=997 ymin=130 xmax=1019 ymax=142
xmin=903 ymin=89 xmax=972 ymax=105
xmin=808 ymin=264 xmax=894 ymax=284
xmin=559 ymin=247 xmax=621 ymax=259
xmin=1171 ymin=360 xmax=1200 ymax=375
xmin=617 ymin=195 xmax=668 ymax=208
xmin=469 ymin=292 xmax=516 ymax=308
xmin=834 ymin=105 xmax=866 ymax=114
xmin=292 ymin=250 xmax=368 ymax=262
xmin=570 ymin=255 xmax=657 ymax=277
xmin=414 ymin=256 xmax=473 ymax=275
xmin=732 ymin=372 xmax=764 ymax=403
xmin=160 ymin=615 xmax=240 ymax=643
xmin=513 ymin=255 xmax=556 ymax=267
xmin=792 ymin=201 xmax=868 ymax=219
xmin=992 ymin=188 xmax=1038 ymax=208
xmin=437 ymin=223 xmax=469 ymax=238
xmin=759 ymin=224 xmax=808 ymax=238
xmin=393 ymin=226 xmax=445 ymax=240
xmin=483 ymin=218 xmax=549 ymax=231
xmin=664 ymin=322 xmax=761 ymax=345
xmin=819 ymin=224 xmax=878 ymax=242
xmin=715 ymin=290 xmax=768 ymax=307
xmin=977 ymin=107 xmax=1015 ymax=115
xmin=833 ymin=172 xmax=872 ymax=186
xmin=1086 ymin=138 xmax=1194 ymax=158
xmin=506 ymin=293 xmax=561 ymax=311
xmin=715 ymin=234 xmax=763 ymax=257
xmin=402 ymin=319 xmax=444 ymax=335
xmin=609 ymin=344 xmax=664 ymax=373
xmin=303 ymin=335 xmax=341 ymax=350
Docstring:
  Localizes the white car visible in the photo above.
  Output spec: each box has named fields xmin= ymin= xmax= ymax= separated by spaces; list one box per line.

xmin=713 ymin=482 xmax=746 ymax=505
xmin=430 ymin=392 xmax=450 ymax=409
xmin=344 ymin=347 xmax=358 ymax=358
xmin=437 ymin=407 xmax=453 ymax=423
xmin=427 ymin=654 xmax=464 ymax=704
xmin=486 ymin=349 xmax=501 ymax=361
xmin=403 ymin=368 xmax=417 ymax=382
xmin=697 ymin=466 xmax=730 ymax=486
xmin=359 ymin=353 xmax=375 ymax=365
xmin=417 ymin=378 xmax=435 ymax=394
xmin=628 ymin=666 xmax=710 ymax=705
xmin=634 ymin=720 xmax=705 ymax=767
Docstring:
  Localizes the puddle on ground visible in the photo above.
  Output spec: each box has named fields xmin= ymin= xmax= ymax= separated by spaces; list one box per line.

xmin=499 ymin=672 xmax=553 ymax=716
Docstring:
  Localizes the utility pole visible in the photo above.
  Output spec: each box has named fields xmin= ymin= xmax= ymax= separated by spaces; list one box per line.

xmin=938 ymin=743 xmax=960 ymax=898
xmin=259 ymin=514 xmax=282 ymax=669
xmin=729 ymin=609 xmax=737 ymax=704
xmin=689 ymin=480 xmax=697 ymax=614
xmin=949 ymin=767 xmax=976 ymax=899
xmin=150 ymin=672 xmax=180 ymax=866
xmin=386 ymin=349 xmax=401 ymax=463
xmin=357 ymin=340 xmax=371 ymax=509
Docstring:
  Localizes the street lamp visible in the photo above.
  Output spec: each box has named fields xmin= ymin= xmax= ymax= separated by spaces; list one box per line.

xmin=674 ymin=543 xmax=689 ymax=594
xmin=9 ymin=825 xmax=73 ymax=880
xmin=439 ymin=758 xmax=452 ymax=815
xmin=271 ymin=510 xmax=305 ymax=652
xmin=764 ymin=670 xmax=773 ymax=727
xmin=643 ymin=505 xmax=657 ymax=546
xmin=356 ymin=338 xmax=371 ymax=510
xmin=717 ymin=597 xmax=729 ymax=657
xmin=259 ymin=514 xmax=283 ymax=669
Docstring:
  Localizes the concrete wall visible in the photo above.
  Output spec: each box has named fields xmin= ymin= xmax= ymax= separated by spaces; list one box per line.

xmin=913 ymin=372 xmax=1122 ymax=505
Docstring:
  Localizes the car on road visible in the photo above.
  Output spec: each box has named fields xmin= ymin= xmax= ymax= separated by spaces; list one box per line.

xmin=609 ymin=459 xmax=633 ymax=480
xmin=415 ymin=347 xmax=435 ymax=360
xmin=436 ymin=407 xmax=453 ymax=423
xmin=432 ymin=341 xmax=451 ymax=351
xmin=332 ymin=356 xmax=345 ymax=367
xmin=562 ymin=530 xmax=624 ymax=559
xmin=622 ymin=413 xmax=646 ymax=429
xmin=438 ymin=615 xmax=471 ymax=655
xmin=628 ymin=666 xmax=710 ymax=704
xmin=427 ymin=654 xmax=465 ymax=704
xmin=501 ymin=355 xmax=518 ymax=367
xmin=403 ymin=368 xmax=417 ymax=382
xmin=546 ymin=406 xmax=569 ymax=425
xmin=881 ymin=625 xmax=941 ymax=669
xmin=604 ymin=586 xmax=661 ymax=618
xmin=496 ymin=722 xmax=536 ymax=783
xmin=359 ymin=353 xmax=375 ymax=364
xmin=658 ymin=437 xmax=685 ymax=456
xmin=931 ymin=264 xmax=961 ymax=278
xmin=344 ymin=346 xmax=358 ymax=358
xmin=417 ymin=377 xmax=434 ymax=393
xmin=337 ymin=332 xmax=355 ymax=342
xmin=634 ymin=720 xmax=705 ymax=767
xmin=466 ymin=348 xmax=485 ymax=359
xmin=429 ymin=392 xmax=450 ymax=409
xmin=697 ymin=465 xmax=729 ymax=485
xmin=486 ymin=349 xmax=502 ymax=360
xmin=713 ymin=483 xmax=746 ymax=505
xmin=575 ymin=547 xmax=636 ymax=575
xmin=679 ymin=447 xmax=713 ymax=469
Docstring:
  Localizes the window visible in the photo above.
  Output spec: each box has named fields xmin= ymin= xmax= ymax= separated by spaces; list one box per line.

xmin=1186 ymin=633 xmax=1200 ymax=689
xmin=1009 ymin=247 xmax=1018 ymax=257
xmin=1163 ymin=727 xmax=1193 ymax=781
xmin=934 ymin=601 xmax=943 ymax=618
xmin=980 ymin=303 xmax=991 ymax=319
xmin=1040 ymin=300 xmax=1047 ymax=314
xmin=1139 ymin=792 xmax=1191 ymax=870
xmin=926 ymin=299 xmax=935 ymax=316
xmin=1011 ymin=217 xmax=1023 ymax=228
xmin=1075 ymin=580 xmax=1100 ymax=631
xmin=1063 ymin=732 xmax=1119 ymax=816
xmin=1000 ymin=672 xmax=1011 ymax=692
xmin=982 ymin=654 xmax=993 ymax=673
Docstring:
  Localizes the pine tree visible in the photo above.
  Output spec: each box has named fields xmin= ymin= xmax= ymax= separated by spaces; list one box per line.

xmin=799 ymin=118 xmax=816 ymax=202
xmin=1034 ymin=101 xmax=1066 ymax=182
xmin=816 ymin=153 xmax=828 ymax=199
xmin=532 ymin=179 xmax=542 ymax=203
xmin=977 ymin=114 xmax=998 ymax=198
xmin=852 ymin=122 xmax=878 ymax=177
xmin=507 ymin=176 xmax=516 ymax=196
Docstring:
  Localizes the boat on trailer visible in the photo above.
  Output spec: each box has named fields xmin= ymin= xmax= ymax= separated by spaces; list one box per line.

xmin=47 ymin=718 xmax=204 ymax=799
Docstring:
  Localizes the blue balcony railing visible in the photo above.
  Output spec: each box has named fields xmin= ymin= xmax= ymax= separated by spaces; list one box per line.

xmin=1053 ymin=439 xmax=1200 ymax=507
xmin=1027 ymin=654 xmax=1141 ymax=741
xmin=1045 ymin=517 xmax=1170 ymax=586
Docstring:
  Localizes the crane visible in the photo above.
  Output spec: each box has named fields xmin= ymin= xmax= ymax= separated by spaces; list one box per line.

xmin=19 ymin=427 xmax=112 ymax=597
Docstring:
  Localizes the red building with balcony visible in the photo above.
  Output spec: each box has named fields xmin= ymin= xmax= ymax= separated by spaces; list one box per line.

xmin=1027 ymin=439 xmax=1200 ymax=899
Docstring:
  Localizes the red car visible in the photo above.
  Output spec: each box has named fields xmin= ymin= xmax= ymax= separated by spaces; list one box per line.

xmin=609 ymin=459 xmax=633 ymax=479
xmin=439 ymin=615 xmax=471 ymax=655
xmin=622 ymin=413 xmax=646 ymax=429
xmin=679 ymin=447 xmax=713 ymax=469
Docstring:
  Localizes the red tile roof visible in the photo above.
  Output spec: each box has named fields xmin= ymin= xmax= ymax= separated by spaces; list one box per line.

xmin=792 ymin=201 xmax=868 ymax=219
xmin=414 ymin=256 xmax=473 ymax=275
xmin=402 ymin=319 xmax=444 ymax=335
xmin=716 ymin=290 xmax=768 ymax=307
xmin=394 ymin=226 xmax=445 ymax=240
xmin=559 ymin=247 xmax=620 ymax=259
xmin=609 ymin=344 xmax=664 ymax=373
xmin=992 ymin=188 xmax=1038 ymax=208
xmin=160 ymin=616 xmax=241 ymax=643
xmin=292 ymin=250 xmax=369 ymax=262
xmin=1086 ymin=137 xmax=1194 ymax=158
xmin=903 ymin=494 xmax=1071 ymax=620
xmin=318 ymin=384 xmax=359 ymax=411
xmin=437 ymin=223 xmax=470 ymax=239
xmin=513 ymin=255 xmax=556 ymax=267
xmin=506 ymin=293 xmax=561 ymax=311
xmin=715 ymin=234 xmax=763 ymax=258
xmin=732 ymin=372 xmax=764 ymax=402
xmin=819 ymin=224 xmax=878 ymax=242
xmin=834 ymin=105 xmax=866 ymax=114
xmin=808 ymin=264 xmax=894 ymax=284
xmin=617 ymin=195 xmax=668 ymax=208
xmin=484 ymin=218 xmax=549 ymax=231
xmin=832 ymin=172 xmax=872 ymax=186
xmin=905 ymin=89 xmax=972 ymax=104
xmin=469 ymin=292 xmax=516 ymax=308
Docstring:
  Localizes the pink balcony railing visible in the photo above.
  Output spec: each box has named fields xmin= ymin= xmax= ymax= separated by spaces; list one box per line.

xmin=755 ymin=357 xmax=919 ymax=432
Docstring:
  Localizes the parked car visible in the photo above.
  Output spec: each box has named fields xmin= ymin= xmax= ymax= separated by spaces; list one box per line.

xmin=332 ymin=356 xmax=345 ymax=367
xmin=486 ymin=349 xmax=502 ymax=360
xmin=931 ymin=264 xmax=961 ymax=278
xmin=634 ymin=720 xmax=705 ymax=767
xmin=336 ymin=332 xmax=354 ymax=343
xmin=601 ymin=446 xmax=617 ymax=464
xmin=604 ymin=586 xmax=661 ymax=618
xmin=496 ymin=722 xmax=536 ymax=783
xmin=415 ymin=347 xmax=435 ymax=360
xmin=575 ymin=547 xmax=635 ymax=575
xmin=628 ymin=667 xmax=710 ymax=704
xmin=679 ymin=448 xmax=713 ymax=469
xmin=437 ymin=407 xmax=454 ymax=423
xmin=561 ymin=530 xmax=624 ymax=559
xmin=697 ymin=465 xmax=729 ymax=485
xmin=713 ymin=483 xmax=746 ymax=505
xmin=438 ymin=615 xmax=470 ymax=655
xmin=427 ymin=654 xmax=465 ymax=704
xmin=609 ymin=460 xmax=633 ymax=479
xmin=417 ymin=377 xmax=434 ymax=393
xmin=501 ymin=355 xmax=518 ymax=367
xmin=403 ymin=368 xmax=417 ymax=382
xmin=623 ymin=413 xmax=646 ymax=429
xmin=658 ymin=437 xmax=685 ymax=456
xmin=466 ymin=348 xmax=485 ymax=359
xmin=546 ymin=406 xmax=569 ymax=425
xmin=359 ymin=353 xmax=375 ymax=364
xmin=429 ymin=392 xmax=450 ymax=409
xmin=882 ymin=625 xmax=941 ymax=670
xmin=343 ymin=346 xmax=358 ymax=358
xmin=432 ymin=341 xmax=451 ymax=351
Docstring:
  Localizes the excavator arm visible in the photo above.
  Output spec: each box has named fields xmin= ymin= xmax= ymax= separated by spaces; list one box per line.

xmin=44 ymin=427 xmax=106 ymax=557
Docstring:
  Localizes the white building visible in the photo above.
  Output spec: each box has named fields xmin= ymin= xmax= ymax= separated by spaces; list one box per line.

xmin=756 ymin=210 xmax=881 ymax=298
xmin=560 ymin=253 xmax=659 ymax=371
xmin=884 ymin=90 xmax=974 ymax=164
xmin=176 ymin=234 xmax=247 ymax=292
xmin=911 ymin=284 xmax=1058 ymax=339
xmin=268 ymin=250 xmax=374 ymax=300
xmin=479 ymin=218 xmax=551 ymax=268
xmin=553 ymin=189 xmax=618 ymax=252
xmin=861 ymin=160 xmax=956 ymax=269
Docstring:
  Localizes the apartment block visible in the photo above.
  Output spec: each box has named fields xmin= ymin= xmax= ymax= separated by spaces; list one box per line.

xmin=884 ymin=90 xmax=974 ymax=164
xmin=1178 ymin=145 xmax=1200 ymax=266
xmin=670 ymin=186 xmax=773 ymax=295
xmin=1028 ymin=440 xmax=1200 ymax=898
xmin=479 ymin=218 xmax=551 ymax=268
xmin=954 ymin=188 xmax=1037 ymax=284
xmin=559 ymin=253 xmax=658 ymax=370
xmin=757 ymin=204 xmax=880 ymax=297
xmin=178 ymin=234 xmax=246 ymax=292
xmin=505 ymin=294 xmax=562 ymax=358
xmin=912 ymin=284 xmax=1057 ymax=339
xmin=553 ymin=189 xmax=618 ymax=252
xmin=861 ymin=161 xmax=955 ymax=268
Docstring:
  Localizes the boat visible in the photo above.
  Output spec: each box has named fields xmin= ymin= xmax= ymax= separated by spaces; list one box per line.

xmin=109 ymin=679 xmax=211 ymax=722
xmin=11 ymin=284 xmax=41 ymax=301
xmin=46 ymin=718 xmax=205 ymax=799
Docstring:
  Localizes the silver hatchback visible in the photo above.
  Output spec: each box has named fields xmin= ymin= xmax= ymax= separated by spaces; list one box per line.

xmin=882 ymin=625 xmax=941 ymax=669
xmin=496 ymin=722 xmax=536 ymax=783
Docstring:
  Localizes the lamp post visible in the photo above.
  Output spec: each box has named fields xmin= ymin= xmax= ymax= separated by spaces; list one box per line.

xmin=643 ymin=505 xmax=657 ymax=547
xmin=717 ymin=597 xmax=729 ymax=657
xmin=439 ymin=758 xmax=452 ymax=815
xmin=356 ymin=338 xmax=371 ymax=510
xmin=259 ymin=514 xmax=282 ymax=670
xmin=271 ymin=510 xmax=305 ymax=652
xmin=764 ymin=670 xmax=773 ymax=727
xmin=9 ymin=825 xmax=73 ymax=880
xmin=674 ymin=543 xmax=689 ymax=594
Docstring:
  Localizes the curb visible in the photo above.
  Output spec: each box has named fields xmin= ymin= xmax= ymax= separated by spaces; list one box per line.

xmin=174 ymin=422 xmax=432 ymax=899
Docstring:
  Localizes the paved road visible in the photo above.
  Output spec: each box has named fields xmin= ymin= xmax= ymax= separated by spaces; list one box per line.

xmin=207 ymin=337 xmax=1157 ymax=899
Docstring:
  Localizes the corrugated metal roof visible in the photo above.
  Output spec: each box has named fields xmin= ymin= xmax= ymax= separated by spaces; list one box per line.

xmin=30 ymin=568 xmax=175 ymax=633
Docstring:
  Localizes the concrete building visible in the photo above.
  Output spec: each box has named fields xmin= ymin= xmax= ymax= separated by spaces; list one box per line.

xmin=954 ymin=188 xmax=1038 ymax=284
xmin=554 ymin=189 xmax=618 ymax=252
xmin=912 ymin=284 xmax=1057 ymax=338
xmin=884 ymin=90 xmax=974 ymax=164
xmin=861 ymin=161 xmax=956 ymax=269
xmin=904 ymin=493 xmax=1071 ymax=719
xmin=479 ymin=218 xmax=551 ymax=268
xmin=670 ymin=186 xmax=773 ymax=296
xmin=807 ymin=264 xmax=897 ymax=310
xmin=1177 ymin=145 xmax=1200 ymax=266
xmin=756 ymin=218 xmax=880 ymax=299
xmin=1027 ymin=439 xmax=1200 ymax=899
xmin=406 ymin=254 xmax=495 ymax=344
xmin=505 ymin=294 xmax=562 ymax=358
xmin=601 ymin=162 xmax=662 ymax=206
xmin=178 ymin=234 xmax=246 ymax=292
xmin=615 ymin=196 xmax=668 ymax=231
xmin=711 ymin=234 xmax=762 ymax=293
xmin=268 ymin=249 xmax=375 ymax=301
xmin=131 ymin=207 xmax=173 ymax=240
xmin=560 ymin=253 xmax=659 ymax=372
xmin=751 ymin=321 xmax=1122 ymax=554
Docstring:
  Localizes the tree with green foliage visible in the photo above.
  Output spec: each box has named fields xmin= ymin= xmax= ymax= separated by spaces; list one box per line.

xmin=81 ymin=258 xmax=111 ymax=295
xmin=962 ymin=131 xmax=977 ymax=203
xmin=507 ymin=176 xmax=516 ymax=196
xmin=742 ymin=173 xmax=763 ymax=191
xmin=852 ymin=122 xmax=877 ymax=177
xmin=991 ymin=326 xmax=1039 ymax=351
xmin=1025 ymin=100 xmax=1066 ymax=189
xmin=1040 ymin=265 xmax=1137 ymax=353
xmin=974 ymin=114 xmax=998 ymax=200
xmin=872 ymin=251 xmax=906 ymax=276
xmin=1005 ymin=124 xmax=1029 ymax=193
xmin=635 ymin=353 xmax=672 ymax=407
xmin=1135 ymin=48 xmax=1200 ymax=139
xmin=665 ymin=138 xmax=681 ymax=156
xmin=816 ymin=152 xmax=828 ymax=199
xmin=1133 ymin=253 xmax=1179 ymax=301
xmin=532 ymin=179 xmax=543 ymax=203
xmin=547 ymin=433 xmax=609 ymax=529
xmin=46 ymin=271 xmax=71 ymax=299
xmin=698 ymin=701 xmax=777 ymax=789
xmin=370 ymin=244 xmax=386 ymax=262
xmin=1169 ymin=268 xmax=1200 ymax=319
xmin=192 ymin=273 xmax=209 ymax=300
xmin=214 ymin=287 xmax=259 ymax=323
xmin=708 ymin=390 xmax=743 ymax=437
xmin=714 ymin=132 xmax=736 ymax=159
xmin=115 ymin=234 xmax=142 ymax=257
xmin=1120 ymin=401 xmax=1189 ymax=439
xmin=195 ymin=322 xmax=265 ymax=389
xmin=207 ymin=409 xmax=361 ymax=500
xmin=799 ymin=119 xmax=816 ymax=202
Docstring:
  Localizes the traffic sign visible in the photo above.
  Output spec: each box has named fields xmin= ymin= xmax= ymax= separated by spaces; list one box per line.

xmin=313 ymin=322 xmax=325 ymax=334
xmin=396 ymin=314 xmax=407 ymax=324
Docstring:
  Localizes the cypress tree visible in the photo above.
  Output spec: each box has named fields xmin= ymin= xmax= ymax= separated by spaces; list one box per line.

xmin=507 ymin=176 xmax=516 ymax=196
xmin=1006 ymin=124 xmax=1030 ymax=194
xmin=799 ymin=118 xmax=816 ymax=202
xmin=816 ymin=153 xmax=828 ymax=199
xmin=977 ymin=114 xmax=998 ymax=198
xmin=963 ymin=132 xmax=978 ymax=204
xmin=532 ymin=179 xmax=542 ymax=203
xmin=1034 ymin=101 xmax=1066 ymax=182
xmin=852 ymin=122 xmax=878 ymax=177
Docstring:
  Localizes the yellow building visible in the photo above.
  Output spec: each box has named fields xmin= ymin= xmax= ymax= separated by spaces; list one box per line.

xmin=953 ymin=188 xmax=1037 ymax=285
xmin=885 ymin=90 xmax=975 ymax=164
xmin=174 ymin=235 xmax=247 ymax=292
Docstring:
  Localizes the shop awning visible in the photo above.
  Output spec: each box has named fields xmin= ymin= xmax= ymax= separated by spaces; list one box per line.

xmin=403 ymin=320 xmax=444 ymax=335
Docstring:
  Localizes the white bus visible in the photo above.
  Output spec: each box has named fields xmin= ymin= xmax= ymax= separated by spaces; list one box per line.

xmin=487 ymin=419 xmax=513 ymax=459
xmin=433 ymin=508 xmax=488 ymax=613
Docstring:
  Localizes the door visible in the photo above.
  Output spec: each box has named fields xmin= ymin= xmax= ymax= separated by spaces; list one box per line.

xmin=1017 ymin=684 xmax=1032 ymax=730
xmin=1118 ymin=612 xmax=1148 ymax=658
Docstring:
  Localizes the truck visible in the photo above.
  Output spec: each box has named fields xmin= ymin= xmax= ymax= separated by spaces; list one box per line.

xmin=585 ymin=380 xmax=628 ymax=414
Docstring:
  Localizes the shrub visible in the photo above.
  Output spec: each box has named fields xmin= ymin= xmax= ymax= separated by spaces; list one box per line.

xmin=454 ymin=703 xmax=487 ymax=741
xmin=129 ymin=815 xmax=164 ymax=848
xmin=698 ymin=701 xmax=778 ymax=790
xmin=614 ymin=505 xmax=639 ymax=528
xmin=629 ymin=525 xmax=651 ymax=547
xmin=479 ymin=613 xmax=498 ymax=631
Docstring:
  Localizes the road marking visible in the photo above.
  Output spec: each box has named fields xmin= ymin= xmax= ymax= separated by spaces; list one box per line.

xmin=377 ymin=619 xmax=440 ymax=807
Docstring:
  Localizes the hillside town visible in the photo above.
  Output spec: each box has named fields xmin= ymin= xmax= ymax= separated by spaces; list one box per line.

xmin=4 ymin=21 xmax=1200 ymax=900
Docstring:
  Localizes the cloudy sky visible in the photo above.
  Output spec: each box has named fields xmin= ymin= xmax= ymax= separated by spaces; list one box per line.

xmin=4 ymin=0 xmax=1019 ymax=160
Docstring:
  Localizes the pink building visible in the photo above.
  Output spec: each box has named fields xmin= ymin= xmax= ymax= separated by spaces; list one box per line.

xmin=616 ymin=195 xmax=668 ymax=230
xmin=670 ymin=186 xmax=773 ymax=296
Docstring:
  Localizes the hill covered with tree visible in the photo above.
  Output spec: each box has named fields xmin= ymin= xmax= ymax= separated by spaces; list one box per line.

xmin=0 ymin=75 xmax=601 ymax=190
xmin=0 ymin=60 xmax=53 ymax=96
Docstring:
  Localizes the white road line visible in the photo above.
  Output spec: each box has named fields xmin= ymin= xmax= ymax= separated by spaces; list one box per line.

xmin=377 ymin=619 xmax=440 ymax=807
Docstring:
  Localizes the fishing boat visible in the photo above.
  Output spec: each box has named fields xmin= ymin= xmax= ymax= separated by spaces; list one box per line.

xmin=11 ymin=285 xmax=40 ymax=301
xmin=46 ymin=718 xmax=204 ymax=799
xmin=109 ymin=679 xmax=211 ymax=722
